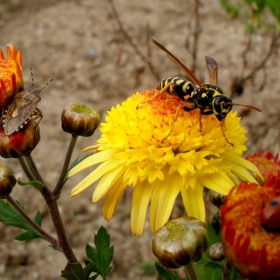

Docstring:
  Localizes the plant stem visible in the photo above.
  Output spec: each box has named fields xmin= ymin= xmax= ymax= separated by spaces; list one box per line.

xmin=41 ymin=186 xmax=78 ymax=263
xmin=52 ymin=135 xmax=78 ymax=199
xmin=18 ymin=157 xmax=42 ymax=191
xmin=6 ymin=194 xmax=60 ymax=248
xmin=23 ymin=154 xmax=77 ymax=263
xmin=185 ymin=262 xmax=199 ymax=280
xmin=25 ymin=154 xmax=45 ymax=185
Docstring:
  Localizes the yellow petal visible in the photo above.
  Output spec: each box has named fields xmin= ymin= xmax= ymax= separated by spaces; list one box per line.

xmin=102 ymin=176 xmax=128 ymax=221
xmin=198 ymin=172 xmax=233 ymax=195
xmin=68 ymin=149 xmax=119 ymax=177
xmin=222 ymin=152 xmax=263 ymax=181
xmin=181 ymin=182 xmax=205 ymax=221
xmin=93 ymin=165 xmax=124 ymax=202
xmin=70 ymin=159 xmax=118 ymax=197
xmin=150 ymin=173 xmax=182 ymax=233
xmin=131 ymin=181 xmax=154 ymax=236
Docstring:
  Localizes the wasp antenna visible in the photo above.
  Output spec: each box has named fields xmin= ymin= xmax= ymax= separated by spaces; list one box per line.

xmin=30 ymin=67 xmax=35 ymax=89
xmin=233 ymin=103 xmax=262 ymax=112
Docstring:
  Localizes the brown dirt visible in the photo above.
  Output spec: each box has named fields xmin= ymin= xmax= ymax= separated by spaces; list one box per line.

xmin=0 ymin=0 xmax=279 ymax=279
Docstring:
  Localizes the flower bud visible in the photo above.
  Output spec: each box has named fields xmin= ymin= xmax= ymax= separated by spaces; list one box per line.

xmin=209 ymin=190 xmax=225 ymax=208
xmin=208 ymin=242 xmax=225 ymax=261
xmin=152 ymin=217 xmax=208 ymax=268
xmin=0 ymin=165 xmax=16 ymax=198
xmin=61 ymin=103 xmax=100 ymax=137
xmin=0 ymin=119 xmax=40 ymax=158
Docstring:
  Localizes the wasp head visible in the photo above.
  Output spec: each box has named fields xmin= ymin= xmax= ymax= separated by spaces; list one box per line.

xmin=212 ymin=96 xmax=232 ymax=121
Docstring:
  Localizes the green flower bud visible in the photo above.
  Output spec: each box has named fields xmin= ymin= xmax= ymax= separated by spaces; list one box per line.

xmin=152 ymin=217 xmax=208 ymax=268
xmin=208 ymin=242 xmax=225 ymax=261
xmin=0 ymin=165 xmax=16 ymax=198
xmin=0 ymin=119 xmax=40 ymax=158
xmin=61 ymin=103 xmax=100 ymax=137
xmin=209 ymin=190 xmax=225 ymax=208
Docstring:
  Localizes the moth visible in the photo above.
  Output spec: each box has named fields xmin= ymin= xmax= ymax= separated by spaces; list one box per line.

xmin=1 ymin=70 xmax=53 ymax=135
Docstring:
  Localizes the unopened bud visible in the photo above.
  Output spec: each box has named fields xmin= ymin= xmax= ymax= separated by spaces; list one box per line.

xmin=0 ymin=165 xmax=16 ymax=198
xmin=61 ymin=103 xmax=100 ymax=137
xmin=208 ymin=242 xmax=225 ymax=261
xmin=0 ymin=119 xmax=40 ymax=158
xmin=152 ymin=217 xmax=208 ymax=268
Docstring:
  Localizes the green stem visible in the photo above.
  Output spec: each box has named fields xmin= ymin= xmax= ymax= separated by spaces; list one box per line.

xmin=41 ymin=186 xmax=78 ymax=263
xmin=52 ymin=135 xmax=78 ymax=199
xmin=6 ymin=194 xmax=60 ymax=248
xmin=18 ymin=157 xmax=42 ymax=191
xmin=24 ymin=154 xmax=45 ymax=185
xmin=185 ymin=262 xmax=199 ymax=280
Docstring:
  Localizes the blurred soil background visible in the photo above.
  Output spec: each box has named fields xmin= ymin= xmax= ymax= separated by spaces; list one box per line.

xmin=0 ymin=0 xmax=279 ymax=279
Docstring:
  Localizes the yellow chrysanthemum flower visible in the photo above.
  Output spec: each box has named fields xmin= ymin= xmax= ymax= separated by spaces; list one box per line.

xmin=0 ymin=44 xmax=24 ymax=109
xmin=69 ymin=90 xmax=262 ymax=236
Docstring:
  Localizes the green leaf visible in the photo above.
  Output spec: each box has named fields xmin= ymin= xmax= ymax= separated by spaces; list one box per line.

xmin=86 ymin=244 xmax=97 ymax=263
xmin=0 ymin=199 xmax=43 ymax=242
xmin=155 ymin=262 xmax=180 ymax=280
xmin=15 ymin=231 xmax=41 ymax=241
xmin=93 ymin=226 xmax=114 ymax=278
xmin=207 ymin=220 xmax=222 ymax=247
xmin=194 ymin=258 xmax=223 ymax=280
xmin=61 ymin=263 xmax=84 ymax=280
xmin=82 ymin=262 xmax=96 ymax=280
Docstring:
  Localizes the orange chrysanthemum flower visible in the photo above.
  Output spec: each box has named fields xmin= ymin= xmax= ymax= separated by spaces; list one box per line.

xmin=69 ymin=90 xmax=261 ymax=236
xmin=246 ymin=152 xmax=280 ymax=184
xmin=221 ymin=178 xmax=280 ymax=279
xmin=0 ymin=44 xmax=24 ymax=110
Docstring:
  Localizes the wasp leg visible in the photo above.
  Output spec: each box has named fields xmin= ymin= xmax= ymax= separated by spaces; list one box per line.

xmin=161 ymin=104 xmax=183 ymax=143
xmin=220 ymin=119 xmax=233 ymax=146
xmin=137 ymin=82 xmax=175 ymax=109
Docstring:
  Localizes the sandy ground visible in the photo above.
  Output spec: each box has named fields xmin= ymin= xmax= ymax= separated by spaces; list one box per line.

xmin=0 ymin=0 xmax=279 ymax=279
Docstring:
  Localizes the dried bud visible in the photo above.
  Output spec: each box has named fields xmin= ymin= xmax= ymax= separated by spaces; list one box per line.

xmin=0 ymin=165 xmax=16 ymax=198
xmin=0 ymin=119 xmax=40 ymax=158
xmin=61 ymin=103 xmax=100 ymax=137
xmin=208 ymin=242 xmax=225 ymax=261
xmin=152 ymin=217 xmax=208 ymax=268
xmin=209 ymin=190 xmax=225 ymax=208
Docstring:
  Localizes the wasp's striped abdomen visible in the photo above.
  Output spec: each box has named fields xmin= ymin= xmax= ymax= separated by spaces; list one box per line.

xmin=156 ymin=77 xmax=195 ymax=100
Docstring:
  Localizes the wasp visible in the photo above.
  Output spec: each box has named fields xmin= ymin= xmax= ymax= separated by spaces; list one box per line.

xmin=150 ymin=39 xmax=261 ymax=145
xmin=1 ymin=70 xmax=53 ymax=135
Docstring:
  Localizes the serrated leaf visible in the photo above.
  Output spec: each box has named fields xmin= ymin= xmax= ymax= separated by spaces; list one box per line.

xmin=93 ymin=226 xmax=114 ymax=277
xmin=61 ymin=263 xmax=83 ymax=280
xmin=86 ymin=244 xmax=97 ymax=263
xmin=82 ymin=262 xmax=97 ymax=280
xmin=0 ymin=199 xmax=45 ymax=242
xmin=155 ymin=262 xmax=180 ymax=280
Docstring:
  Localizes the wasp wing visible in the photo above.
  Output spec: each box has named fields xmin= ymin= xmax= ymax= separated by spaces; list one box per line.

xmin=205 ymin=56 xmax=218 ymax=85
xmin=151 ymin=39 xmax=203 ymax=88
